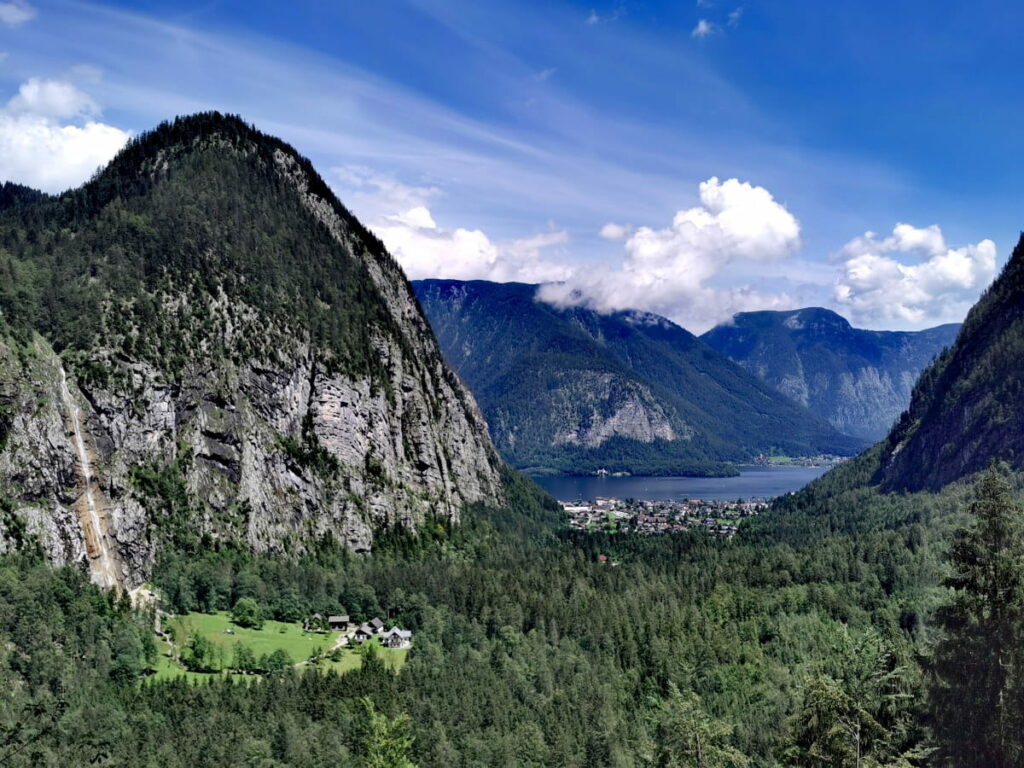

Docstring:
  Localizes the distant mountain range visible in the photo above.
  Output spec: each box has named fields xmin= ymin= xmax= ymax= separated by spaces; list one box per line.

xmin=413 ymin=279 xmax=865 ymax=476
xmin=701 ymin=308 xmax=960 ymax=440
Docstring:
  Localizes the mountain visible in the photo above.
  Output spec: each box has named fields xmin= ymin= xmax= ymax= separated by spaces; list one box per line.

xmin=701 ymin=308 xmax=960 ymax=440
xmin=0 ymin=113 xmax=503 ymax=589
xmin=413 ymin=279 xmax=865 ymax=476
xmin=784 ymin=234 xmax=1023 ymax=499
xmin=874 ymin=235 xmax=1024 ymax=491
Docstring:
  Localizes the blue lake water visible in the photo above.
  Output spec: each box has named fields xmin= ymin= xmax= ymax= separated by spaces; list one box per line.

xmin=533 ymin=466 xmax=830 ymax=502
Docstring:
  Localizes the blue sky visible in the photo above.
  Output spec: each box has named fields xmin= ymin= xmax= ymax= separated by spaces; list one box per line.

xmin=0 ymin=0 xmax=1019 ymax=331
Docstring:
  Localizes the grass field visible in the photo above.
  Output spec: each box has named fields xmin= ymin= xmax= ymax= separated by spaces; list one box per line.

xmin=152 ymin=611 xmax=407 ymax=681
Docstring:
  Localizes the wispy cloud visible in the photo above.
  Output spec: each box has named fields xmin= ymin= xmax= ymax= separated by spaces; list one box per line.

xmin=0 ymin=0 xmax=34 ymax=27
xmin=728 ymin=7 xmax=743 ymax=26
xmin=691 ymin=19 xmax=717 ymax=39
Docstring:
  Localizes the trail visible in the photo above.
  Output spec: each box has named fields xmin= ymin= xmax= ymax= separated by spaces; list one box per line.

xmin=58 ymin=363 xmax=121 ymax=591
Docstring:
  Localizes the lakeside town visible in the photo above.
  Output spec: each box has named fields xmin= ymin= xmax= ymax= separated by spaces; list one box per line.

xmin=561 ymin=496 xmax=770 ymax=537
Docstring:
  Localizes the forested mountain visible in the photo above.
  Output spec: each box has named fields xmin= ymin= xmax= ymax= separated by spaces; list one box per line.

xmin=873 ymin=233 xmax=1024 ymax=490
xmin=701 ymin=308 xmax=959 ymax=440
xmin=413 ymin=279 xmax=864 ymax=475
xmin=0 ymin=113 xmax=502 ymax=589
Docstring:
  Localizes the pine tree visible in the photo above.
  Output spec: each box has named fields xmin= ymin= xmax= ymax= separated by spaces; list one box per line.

xmin=929 ymin=465 xmax=1024 ymax=767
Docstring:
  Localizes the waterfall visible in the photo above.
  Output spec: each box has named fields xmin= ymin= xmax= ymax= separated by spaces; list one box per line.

xmin=58 ymin=363 xmax=119 ymax=590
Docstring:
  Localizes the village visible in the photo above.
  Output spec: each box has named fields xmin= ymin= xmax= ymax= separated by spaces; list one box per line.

xmin=561 ymin=496 xmax=769 ymax=537
xmin=302 ymin=613 xmax=414 ymax=649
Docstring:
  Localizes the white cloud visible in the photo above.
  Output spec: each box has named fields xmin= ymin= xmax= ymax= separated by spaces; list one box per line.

xmin=833 ymin=223 xmax=997 ymax=326
xmin=332 ymin=165 xmax=440 ymax=218
xmin=692 ymin=19 xmax=717 ymax=38
xmin=7 ymin=77 xmax=98 ymax=119
xmin=599 ymin=222 xmax=632 ymax=240
xmin=0 ymin=0 xmax=34 ymax=27
xmin=0 ymin=78 xmax=130 ymax=193
xmin=538 ymin=176 xmax=802 ymax=332
xmin=373 ymin=204 xmax=573 ymax=284
xmin=536 ymin=68 xmax=556 ymax=82
xmin=728 ymin=7 xmax=743 ymax=26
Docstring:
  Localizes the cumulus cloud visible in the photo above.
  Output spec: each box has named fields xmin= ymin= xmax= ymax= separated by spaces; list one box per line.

xmin=833 ymin=223 xmax=997 ymax=326
xmin=332 ymin=166 xmax=573 ymax=284
xmin=0 ymin=78 xmax=130 ymax=193
xmin=538 ymin=176 xmax=802 ymax=332
xmin=599 ymin=222 xmax=631 ymax=240
xmin=0 ymin=0 xmax=35 ymax=27
xmin=691 ymin=19 xmax=717 ymax=38
xmin=7 ymin=77 xmax=98 ymax=119
xmin=373 ymin=206 xmax=573 ymax=284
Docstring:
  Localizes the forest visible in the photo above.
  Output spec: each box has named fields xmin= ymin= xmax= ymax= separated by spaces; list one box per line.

xmin=2 ymin=458 xmax=1021 ymax=767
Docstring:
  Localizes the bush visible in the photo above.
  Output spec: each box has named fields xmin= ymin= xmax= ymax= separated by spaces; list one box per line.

xmin=230 ymin=596 xmax=263 ymax=629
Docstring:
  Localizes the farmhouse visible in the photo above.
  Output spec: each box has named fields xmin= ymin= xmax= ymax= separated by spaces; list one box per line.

xmin=383 ymin=627 xmax=413 ymax=649
xmin=328 ymin=615 xmax=350 ymax=631
xmin=353 ymin=624 xmax=375 ymax=644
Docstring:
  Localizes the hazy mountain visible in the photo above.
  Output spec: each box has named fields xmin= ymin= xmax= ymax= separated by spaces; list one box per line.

xmin=0 ymin=113 xmax=503 ymax=589
xmin=701 ymin=308 xmax=959 ymax=440
xmin=413 ymin=279 xmax=865 ymax=476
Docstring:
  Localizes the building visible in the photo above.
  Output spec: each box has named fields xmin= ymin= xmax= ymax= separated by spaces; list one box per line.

xmin=368 ymin=617 xmax=385 ymax=634
xmin=354 ymin=624 xmax=375 ymax=644
xmin=328 ymin=615 xmax=350 ymax=632
xmin=383 ymin=627 xmax=413 ymax=649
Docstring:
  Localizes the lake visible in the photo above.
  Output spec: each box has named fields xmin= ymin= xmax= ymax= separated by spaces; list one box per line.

xmin=533 ymin=465 xmax=830 ymax=502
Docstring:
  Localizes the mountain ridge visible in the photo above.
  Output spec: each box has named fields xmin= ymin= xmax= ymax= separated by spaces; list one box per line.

xmin=702 ymin=307 xmax=960 ymax=440
xmin=413 ymin=278 xmax=865 ymax=476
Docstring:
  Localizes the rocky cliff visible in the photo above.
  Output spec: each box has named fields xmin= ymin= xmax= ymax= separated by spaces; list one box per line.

xmin=413 ymin=279 xmax=865 ymax=476
xmin=0 ymin=113 xmax=503 ymax=589
xmin=701 ymin=308 xmax=959 ymax=440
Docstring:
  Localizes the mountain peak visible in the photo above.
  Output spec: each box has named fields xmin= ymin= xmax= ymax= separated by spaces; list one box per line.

xmin=0 ymin=114 xmax=503 ymax=587
xmin=702 ymin=305 xmax=960 ymax=441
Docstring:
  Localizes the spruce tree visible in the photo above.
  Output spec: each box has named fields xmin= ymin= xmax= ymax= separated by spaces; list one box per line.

xmin=929 ymin=465 xmax=1024 ymax=767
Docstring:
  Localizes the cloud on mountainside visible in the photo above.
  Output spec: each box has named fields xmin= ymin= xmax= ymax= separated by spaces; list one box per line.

xmin=833 ymin=223 xmax=997 ymax=326
xmin=343 ymin=166 xmax=997 ymax=333
xmin=538 ymin=176 xmax=803 ymax=332
xmin=0 ymin=77 xmax=131 ymax=193
xmin=333 ymin=165 xmax=573 ymax=284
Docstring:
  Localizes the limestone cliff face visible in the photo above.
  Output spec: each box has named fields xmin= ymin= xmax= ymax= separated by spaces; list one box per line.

xmin=0 ymin=114 xmax=503 ymax=589
xmin=702 ymin=308 xmax=960 ymax=441
xmin=542 ymin=372 xmax=679 ymax=449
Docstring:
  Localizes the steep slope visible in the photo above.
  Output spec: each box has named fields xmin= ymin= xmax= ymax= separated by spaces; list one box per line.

xmin=413 ymin=279 xmax=865 ymax=475
xmin=0 ymin=113 xmax=503 ymax=589
xmin=873 ymin=234 xmax=1024 ymax=491
xmin=702 ymin=308 xmax=959 ymax=440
